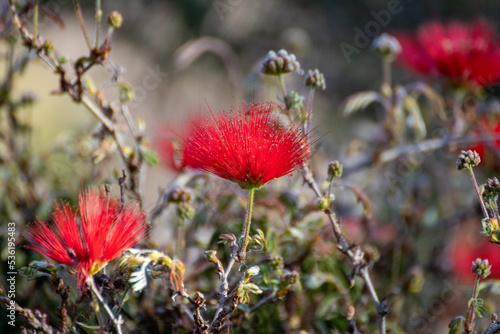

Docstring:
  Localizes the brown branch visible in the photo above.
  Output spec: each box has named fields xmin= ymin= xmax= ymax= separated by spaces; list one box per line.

xmin=1 ymin=294 xmax=57 ymax=334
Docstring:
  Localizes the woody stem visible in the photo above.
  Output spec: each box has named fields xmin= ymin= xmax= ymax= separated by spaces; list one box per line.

xmin=238 ymin=187 xmax=255 ymax=264
xmin=469 ymin=167 xmax=489 ymax=219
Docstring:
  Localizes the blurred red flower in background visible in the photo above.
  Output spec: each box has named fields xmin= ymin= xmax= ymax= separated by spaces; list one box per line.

xmin=449 ymin=224 xmax=500 ymax=281
xmin=154 ymin=115 xmax=202 ymax=172
xmin=181 ymin=102 xmax=311 ymax=189
xmin=154 ymin=128 xmax=185 ymax=172
xmin=25 ymin=188 xmax=149 ymax=288
xmin=396 ymin=19 xmax=500 ymax=88
xmin=469 ymin=119 xmax=500 ymax=168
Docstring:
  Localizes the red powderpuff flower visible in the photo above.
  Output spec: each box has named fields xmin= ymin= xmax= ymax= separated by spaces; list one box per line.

xmin=181 ymin=102 xmax=311 ymax=189
xmin=25 ymin=188 xmax=149 ymax=288
xmin=396 ymin=19 xmax=500 ymax=88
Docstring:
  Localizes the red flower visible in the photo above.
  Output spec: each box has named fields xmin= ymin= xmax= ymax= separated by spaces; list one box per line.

xmin=25 ymin=188 xmax=149 ymax=288
xmin=181 ymin=102 xmax=310 ymax=189
xmin=396 ymin=19 xmax=500 ymax=88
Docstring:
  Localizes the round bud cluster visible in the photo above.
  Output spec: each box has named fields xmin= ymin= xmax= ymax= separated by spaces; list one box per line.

xmin=167 ymin=187 xmax=193 ymax=203
xmin=483 ymin=177 xmax=500 ymax=199
xmin=371 ymin=33 xmax=402 ymax=61
xmin=305 ymin=69 xmax=326 ymax=90
xmin=327 ymin=160 xmax=343 ymax=181
xmin=260 ymin=49 xmax=300 ymax=75
xmin=471 ymin=258 xmax=491 ymax=279
xmin=456 ymin=150 xmax=481 ymax=170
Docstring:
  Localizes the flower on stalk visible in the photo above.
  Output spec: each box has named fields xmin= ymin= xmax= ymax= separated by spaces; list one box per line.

xmin=181 ymin=102 xmax=311 ymax=189
xmin=25 ymin=188 xmax=149 ymax=288
xmin=395 ymin=19 xmax=500 ymax=88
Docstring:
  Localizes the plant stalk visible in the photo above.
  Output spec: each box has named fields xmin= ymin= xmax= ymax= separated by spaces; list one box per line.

xmin=238 ymin=187 xmax=255 ymax=264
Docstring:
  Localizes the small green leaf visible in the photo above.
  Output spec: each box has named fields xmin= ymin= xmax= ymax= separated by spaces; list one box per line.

xmin=140 ymin=146 xmax=159 ymax=167
xmin=448 ymin=316 xmax=465 ymax=334
xmin=245 ymin=283 xmax=263 ymax=295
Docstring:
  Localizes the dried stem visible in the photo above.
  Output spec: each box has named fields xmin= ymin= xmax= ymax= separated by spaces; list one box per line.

xmin=344 ymin=133 xmax=500 ymax=176
xmin=278 ymin=72 xmax=289 ymax=109
xmin=73 ymin=0 xmax=92 ymax=50
xmin=95 ymin=0 xmax=101 ymax=48
xmin=305 ymin=87 xmax=315 ymax=135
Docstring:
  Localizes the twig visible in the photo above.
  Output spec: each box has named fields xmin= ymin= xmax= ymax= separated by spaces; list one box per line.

xmin=72 ymin=0 xmax=92 ymax=50
xmin=87 ymin=276 xmax=123 ymax=334
xmin=483 ymin=317 xmax=500 ymax=334
xmin=32 ymin=0 xmax=38 ymax=47
xmin=468 ymin=167 xmax=489 ymax=219
xmin=95 ymin=0 xmax=101 ymax=49
xmin=344 ymin=133 xmax=500 ymax=175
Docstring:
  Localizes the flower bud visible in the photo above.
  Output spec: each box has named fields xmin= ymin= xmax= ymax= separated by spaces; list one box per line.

xmin=316 ymin=197 xmax=329 ymax=211
xmin=472 ymin=258 xmax=491 ymax=279
xmin=371 ymin=33 xmax=402 ymax=61
xmin=484 ymin=177 xmax=500 ymax=199
xmin=260 ymin=49 xmax=300 ymax=75
xmin=167 ymin=187 xmax=193 ymax=203
xmin=327 ymin=161 xmax=343 ymax=181
xmin=305 ymin=69 xmax=326 ymax=90
xmin=108 ymin=11 xmax=123 ymax=28
xmin=456 ymin=150 xmax=481 ymax=170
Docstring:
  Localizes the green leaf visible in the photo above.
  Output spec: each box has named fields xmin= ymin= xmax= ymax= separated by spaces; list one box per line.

xmin=448 ymin=316 xmax=465 ymax=334
xmin=475 ymin=303 xmax=488 ymax=318
xmin=245 ymin=283 xmax=263 ymax=295
xmin=139 ymin=146 xmax=160 ymax=167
